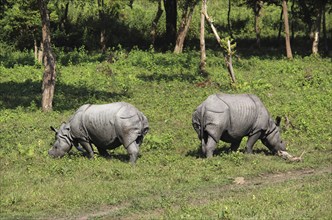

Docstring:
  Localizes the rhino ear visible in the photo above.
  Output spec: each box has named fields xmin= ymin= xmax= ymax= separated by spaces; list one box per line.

xmin=50 ymin=126 xmax=57 ymax=133
xmin=143 ymin=127 xmax=149 ymax=136
xmin=275 ymin=116 xmax=282 ymax=127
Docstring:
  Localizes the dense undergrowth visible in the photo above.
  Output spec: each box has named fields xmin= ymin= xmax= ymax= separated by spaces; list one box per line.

xmin=0 ymin=49 xmax=331 ymax=219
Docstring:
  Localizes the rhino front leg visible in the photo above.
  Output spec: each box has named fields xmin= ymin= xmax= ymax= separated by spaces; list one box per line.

xmin=202 ymin=133 xmax=217 ymax=158
xmin=79 ymin=141 xmax=94 ymax=158
xmin=126 ymin=142 xmax=139 ymax=164
xmin=245 ymin=132 xmax=261 ymax=154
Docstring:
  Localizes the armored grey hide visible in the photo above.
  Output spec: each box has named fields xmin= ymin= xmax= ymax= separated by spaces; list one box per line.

xmin=192 ymin=93 xmax=286 ymax=158
xmin=49 ymin=102 xmax=149 ymax=163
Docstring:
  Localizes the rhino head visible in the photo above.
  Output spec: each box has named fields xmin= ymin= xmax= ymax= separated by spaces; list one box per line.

xmin=49 ymin=123 xmax=73 ymax=157
xmin=262 ymin=116 xmax=286 ymax=153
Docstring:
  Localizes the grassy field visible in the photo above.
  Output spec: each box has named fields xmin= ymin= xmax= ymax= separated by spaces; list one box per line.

xmin=0 ymin=49 xmax=331 ymax=219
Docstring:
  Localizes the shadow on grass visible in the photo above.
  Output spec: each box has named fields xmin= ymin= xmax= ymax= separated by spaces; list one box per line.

xmin=186 ymin=144 xmax=232 ymax=158
xmin=67 ymin=150 xmax=133 ymax=163
xmin=186 ymin=144 xmax=273 ymax=158
xmin=0 ymin=80 xmax=129 ymax=111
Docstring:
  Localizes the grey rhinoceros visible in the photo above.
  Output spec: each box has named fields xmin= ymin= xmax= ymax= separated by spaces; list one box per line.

xmin=49 ymin=102 xmax=149 ymax=163
xmin=192 ymin=93 xmax=286 ymax=157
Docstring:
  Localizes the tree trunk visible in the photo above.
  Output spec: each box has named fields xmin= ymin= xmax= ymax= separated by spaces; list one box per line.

xmin=38 ymin=0 xmax=56 ymax=112
xmin=98 ymin=0 xmax=106 ymax=53
xmin=199 ymin=0 xmax=207 ymax=76
xmin=226 ymin=40 xmax=236 ymax=83
xmin=277 ymin=7 xmax=283 ymax=43
xmin=254 ymin=0 xmax=262 ymax=48
xmin=312 ymin=6 xmax=322 ymax=55
xmin=322 ymin=6 xmax=328 ymax=53
xmin=34 ymin=38 xmax=38 ymax=61
xmin=174 ymin=0 xmax=196 ymax=54
xmin=282 ymin=0 xmax=293 ymax=59
xmin=227 ymin=0 xmax=233 ymax=38
xmin=204 ymin=12 xmax=236 ymax=83
xmin=291 ymin=0 xmax=295 ymax=41
xmin=151 ymin=0 xmax=163 ymax=46
xmin=38 ymin=42 xmax=43 ymax=63
xmin=163 ymin=0 xmax=177 ymax=46
xmin=59 ymin=2 xmax=69 ymax=31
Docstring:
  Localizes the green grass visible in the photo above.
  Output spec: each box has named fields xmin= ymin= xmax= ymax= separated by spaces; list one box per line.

xmin=0 ymin=50 xmax=331 ymax=219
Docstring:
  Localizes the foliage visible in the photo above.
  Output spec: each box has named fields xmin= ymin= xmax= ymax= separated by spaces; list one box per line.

xmin=0 ymin=48 xmax=331 ymax=219
xmin=0 ymin=0 xmax=331 ymax=53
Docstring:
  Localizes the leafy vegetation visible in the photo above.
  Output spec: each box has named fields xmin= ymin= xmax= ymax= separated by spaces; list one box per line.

xmin=0 ymin=48 xmax=331 ymax=219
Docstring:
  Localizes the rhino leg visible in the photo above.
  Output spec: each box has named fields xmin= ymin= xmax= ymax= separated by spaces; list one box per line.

xmin=96 ymin=147 xmax=110 ymax=158
xmin=126 ymin=142 xmax=139 ymax=164
xmin=245 ymin=132 xmax=261 ymax=154
xmin=202 ymin=133 xmax=217 ymax=158
xmin=230 ymin=139 xmax=242 ymax=152
xmin=79 ymin=141 xmax=94 ymax=158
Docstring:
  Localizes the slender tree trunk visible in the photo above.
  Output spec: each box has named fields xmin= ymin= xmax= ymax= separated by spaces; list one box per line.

xmin=151 ymin=0 xmax=163 ymax=46
xmin=227 ymin=0 xmax=233 ymax=38
xmin=98 ymin=0 xmax=106 ymax=53
xmin=282 ymin=0 xmax=293 ymax=59
xmin=226 ymin=40 xmax=236 ymax=83
xmin=254 ymin=0 xmax=262 ymax=48
xmin=322 ymin=6 xmax=328 ymax=53
xmin=200 ymin=0 xmax=207 ymax=76
xmin=291 ymin=0 xmax=295 ymax=41
xmin=204 ymin=12 xmax=236 ymax=83
xmin=38 ymin=0 xmax=56 ymax=112
xmin=277 ymin=7 xmax=283 ymax=43
xmin=38 ymin=42 xmax=43 ymax=63
xmin=59 ymin=2 xmax=69 ymax=31
xmin=174 ymin=0 xmax=196 ymax=54
xmin=34 ymin=38 xmax=38 ymax=61
xmin=312 ymin=6 xmax=322 ymax=55
xmin=163 ymin=0 xmax=177 ymax=46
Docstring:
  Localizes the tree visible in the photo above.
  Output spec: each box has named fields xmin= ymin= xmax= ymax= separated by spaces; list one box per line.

xmin=174 ymin=0 xmax=198 ymax=53
xmin=282 ymin=0 xmax=293 ymax=59
xmin=227 ymin=0 xmax=234 ymax=38
xmin=98 ymin=0 xmax=107 ymax=53
xmin=163 ymin=0 xmax=177 ymax=46
xmin=253 ymin=0 xmax=263 ymax=48
xmin=199 ymin=0 xmax=206 ymax=75
xmin=39 ymin=0 xmax=56 ymax=112
xmin=0 ymin=0 xmax=40 ymax=49
xmin=297 ymin=0 xmax=329 ymax=55
xmin=242 ymin=0 xmax=263 ymax=48
xmin=151 ymin=0 xmax=163 ymax=46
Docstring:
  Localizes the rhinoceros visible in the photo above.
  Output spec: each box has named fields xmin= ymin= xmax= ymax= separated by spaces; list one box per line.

xmin=192 ymin=93 xmax=286 ymax=157
xmin=49 ymin=102 xmax=149 ymax=163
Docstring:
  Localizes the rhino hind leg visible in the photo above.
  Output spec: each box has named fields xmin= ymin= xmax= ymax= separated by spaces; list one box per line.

xmin=202 ymin=132 xmax=217 ymax=158
xmin=245 ymin=132 xmax=261 ymax=154
xmin=126 ymin=141 xmax=140 ymax=164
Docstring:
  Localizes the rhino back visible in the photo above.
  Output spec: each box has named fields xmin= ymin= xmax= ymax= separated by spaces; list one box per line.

xmin=82 ymin=103 xmax=125 ymax=148
xmin=205 ymin=94 xmax=266 ymax=139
